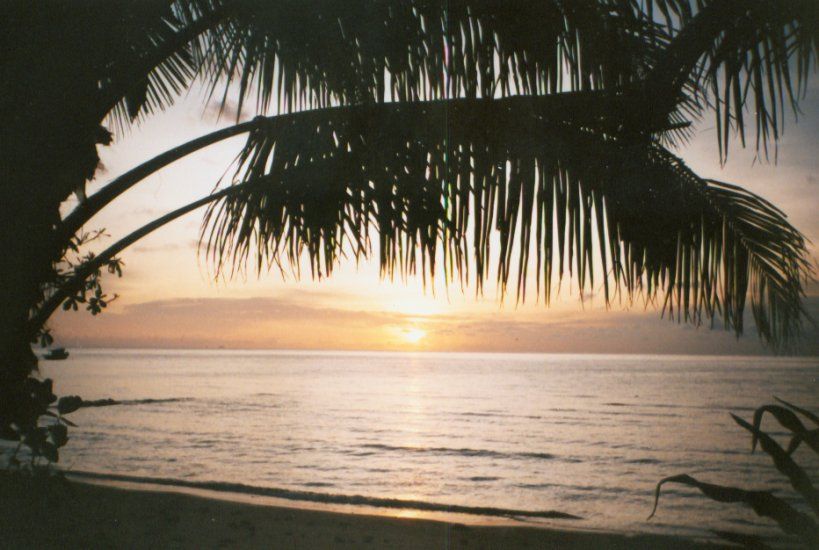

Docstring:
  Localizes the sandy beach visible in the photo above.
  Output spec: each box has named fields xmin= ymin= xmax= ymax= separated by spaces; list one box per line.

xmin=0 ymin=473 xmax=725 ymax=549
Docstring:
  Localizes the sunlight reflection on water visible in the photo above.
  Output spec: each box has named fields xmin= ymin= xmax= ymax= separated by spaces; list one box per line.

xmin=35 ymin=350 xmax=819 ymax=541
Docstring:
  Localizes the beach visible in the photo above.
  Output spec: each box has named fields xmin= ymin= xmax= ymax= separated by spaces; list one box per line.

xmin=0 ymin=473 xmax=723 ymax=549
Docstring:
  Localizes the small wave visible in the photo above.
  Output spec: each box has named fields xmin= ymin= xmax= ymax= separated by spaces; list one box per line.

xmin=67 ymin=471 xmax=581 ymax=520
xmin=358 ymin=443 xmax=555 ymax=461
xmin=623 ymin=458 xmax=661 ymax=465
xmin=602 ymin=402 xmax=757 ymax=414
xmin=456 ymin=411 xmax=543 ymax=421
xmin=515 ymin=483 xmax=555 ymax=490
xmin=78 ymin=397 xmax=192 ymax=408
xmin=465 ymin=476 xmax=500 ymax=482
xmin=602 ymin=410 xmax=683 ymax=419
xmin=516 ymin=483 xmax=628 ymax=495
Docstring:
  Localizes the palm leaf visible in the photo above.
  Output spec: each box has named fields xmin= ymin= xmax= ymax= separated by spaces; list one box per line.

xmin=776 ymin=397 xmax=819 ymax=427
xmin=200 ymin=96 xmax=811 ymax=350
xmin=645 ymin=0 xmax=818 ymax=160
xmin=93 ymin=1 xmax=205 ymax=132
xmin=648 ymin=474 xmax=819 ymax=547
xmin=702 ymin=0 xmax=818 ymax=160
xmin=1 ymin=2 xmax=199 ymax=141
xmin=184 ymin=0 xmax=816 ymax=156
xmin=752 ymin=404 xmax=819 ymax=456
xmin=187 ymin=0 xmax=670 ymax=114
xmin=774 ymin=398 xmax=819 ymax=455
xmin=89 ymin=0 xmax=816 ymax=161
xmin=732 ymin=413 xmax=819 ymax=516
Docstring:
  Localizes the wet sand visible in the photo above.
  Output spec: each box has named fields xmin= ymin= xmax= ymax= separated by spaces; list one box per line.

xmin=0 ymin=473 xmax=724 ymax=549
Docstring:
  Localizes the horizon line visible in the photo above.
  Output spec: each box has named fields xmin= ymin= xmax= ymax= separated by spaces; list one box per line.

xmin=39 ymin=345 xmax=815 ymax=359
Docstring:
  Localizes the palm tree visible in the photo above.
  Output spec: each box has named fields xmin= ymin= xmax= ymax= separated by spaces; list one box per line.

xmin=1 ymin=1 xmax=815 ymax=444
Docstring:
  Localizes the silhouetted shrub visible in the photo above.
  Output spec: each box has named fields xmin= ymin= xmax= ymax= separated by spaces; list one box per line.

xmin=1 ymin=377 xmax=79 ymax=470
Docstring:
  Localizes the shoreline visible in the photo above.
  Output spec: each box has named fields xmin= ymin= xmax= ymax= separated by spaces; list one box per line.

xmin=67 ymin=470 xmax=581 ymax=523
xmin=0 ymin=472 xmax=726 ymax=549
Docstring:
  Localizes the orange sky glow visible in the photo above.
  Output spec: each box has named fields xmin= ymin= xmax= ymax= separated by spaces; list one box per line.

xmin=51 ymin=82 xmax=819 ymax=355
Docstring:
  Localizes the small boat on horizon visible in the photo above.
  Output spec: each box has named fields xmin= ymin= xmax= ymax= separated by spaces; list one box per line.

xmin=44 ymin=347 xmax=69 ymax=360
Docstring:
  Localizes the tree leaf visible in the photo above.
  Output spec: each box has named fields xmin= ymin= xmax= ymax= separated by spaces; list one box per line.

xmin=57 ymin=396 xmax=83 ymax=415
xmin=40 ymin=441 xmax=59 ymax=463
xmin=752 ymin=404 xmax=819 ymax=456
xmin=776 ymin=397 xmax=819 ymax=427
xmin=201 ymin=98 xmax=810 ymax=350
xmin=649 ymin=473 xmax=819 ymax=546
xmin=732 ymin=413 xmax=819 ymax=516
xmin=48 ymin=424 xmax=69 ymax=448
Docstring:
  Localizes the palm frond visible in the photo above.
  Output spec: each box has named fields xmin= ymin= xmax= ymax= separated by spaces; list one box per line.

xmin=776 ymin=397 xmax=819 ymax=427
xmin=187 ymin=0 xmax=670 ymax=115
xmin=200 ymin=96 xmax=811 ymax=350
xmin=752 ymin=404 xmax=819 ymax=456
xmin=98 ymin=1 xmax=207 ymax=133
xmin=649 ymin=474 xmax=819 ymax=546
xmin=732 ymin=413 xmax=819 ymax=516
xmin=647 ymin=0 xmax=818 ymax=160
xmin=1 ymin=2 xmax=200 ymax=138
xmin=705 ymin=0 xmax=817 ymax=160
xmin=95 ymin=0 xmax=818 ymax=158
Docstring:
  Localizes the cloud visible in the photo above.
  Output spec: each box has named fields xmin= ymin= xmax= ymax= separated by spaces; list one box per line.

xmin=116 ymin=294 xmax=426 ymax=334
xmin=129 ymin=207 xmax=165 ymax=217
xmin=50 ymin=291 xmax=819 ymax=355
xmin=578 ymin=290 xmax=596 ymax=301
xmin=204 ymin=98 xmax=250 ymax=123
xmin=52 ymin=292 xmax=415 ymax=350
xmin=132 ymin=239 xmax=200 ymax=253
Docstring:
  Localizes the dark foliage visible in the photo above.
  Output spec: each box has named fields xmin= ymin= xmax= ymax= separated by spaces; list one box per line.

xmin=202 ymin=98 xmax=810 ymax=349
xmin=649 ymin=400 xmax=819 ymax=548
xmin=1 ymin=377 xmax=79 ymax=469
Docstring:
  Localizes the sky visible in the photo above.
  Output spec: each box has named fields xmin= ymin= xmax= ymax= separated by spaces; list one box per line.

xmin=50 ymin=79 xmax=819 ymax=355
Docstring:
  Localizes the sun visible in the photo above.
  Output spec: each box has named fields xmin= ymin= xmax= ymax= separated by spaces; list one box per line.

xmin=402 ymin=327 xmax=427 ymax=344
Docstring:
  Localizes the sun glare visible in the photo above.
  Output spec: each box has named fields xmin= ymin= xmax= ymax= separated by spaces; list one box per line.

xmin=402 ymin=328 xmax=427 ymax=344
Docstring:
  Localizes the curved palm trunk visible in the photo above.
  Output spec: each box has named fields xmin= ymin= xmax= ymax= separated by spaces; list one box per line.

xmin=28 ymin=183 xmax=243 ymax=335
xmin=60 ymin=119 xmax=260 ymax=240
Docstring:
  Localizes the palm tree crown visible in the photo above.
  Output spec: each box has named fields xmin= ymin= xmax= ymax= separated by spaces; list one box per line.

xmin=4 ymin=0 xmax=817 ymax=354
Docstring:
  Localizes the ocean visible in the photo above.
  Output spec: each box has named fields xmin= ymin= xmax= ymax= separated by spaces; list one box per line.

xmin=26 ymin=350 xmax=819 ymax=542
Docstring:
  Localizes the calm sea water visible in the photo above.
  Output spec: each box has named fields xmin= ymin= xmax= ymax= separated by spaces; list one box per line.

xmin=28 ymin=350 xmax=819 ymax=541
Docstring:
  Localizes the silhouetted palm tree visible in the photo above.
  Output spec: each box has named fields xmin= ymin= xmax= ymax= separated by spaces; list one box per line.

xmin=1 ymin=1 xmax=815 ymax=432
